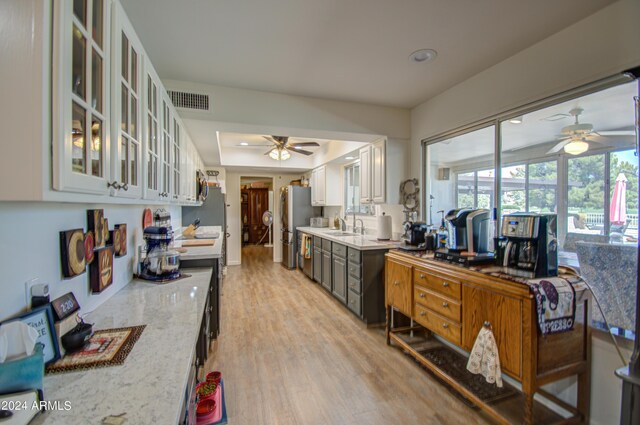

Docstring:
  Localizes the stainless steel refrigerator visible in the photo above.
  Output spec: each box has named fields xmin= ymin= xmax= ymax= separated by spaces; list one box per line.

xmin=182 ymin=186 xmax=228 ymax=268
xmin=280 ymin=186 xmax=318 ymax=269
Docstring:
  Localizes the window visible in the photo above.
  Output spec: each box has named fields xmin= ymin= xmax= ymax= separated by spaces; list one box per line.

xmin=344 ymin=163 xmax=370 ymax=214
xmin=424 ymin=78 xmax=638 ymax=339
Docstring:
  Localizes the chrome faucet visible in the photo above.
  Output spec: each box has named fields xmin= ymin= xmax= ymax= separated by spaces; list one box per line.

xmin=355 ymin=218 xmax=365 ymax=235
xmin=337 ymin=217 xmax=347 ymax=231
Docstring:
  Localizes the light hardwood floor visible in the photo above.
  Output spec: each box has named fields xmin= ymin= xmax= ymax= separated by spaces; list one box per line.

xmin=205 ymin=245 xmax=492 ymax=424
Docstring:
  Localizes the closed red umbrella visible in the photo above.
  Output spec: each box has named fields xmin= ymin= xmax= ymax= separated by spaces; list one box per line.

xmin=610 ymin=172 xmax=627 ymax=225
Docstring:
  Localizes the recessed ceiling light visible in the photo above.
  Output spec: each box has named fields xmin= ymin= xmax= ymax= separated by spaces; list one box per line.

xmin=409 ymin=49 xmax=437 ymax=63
xmin=509 ymin=116 xmax=523 ymax=124
xmin=240 ymin=142 xmax=249 ymax=146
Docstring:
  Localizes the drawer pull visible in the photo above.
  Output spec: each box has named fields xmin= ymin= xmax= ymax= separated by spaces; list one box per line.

xmin=350 ymin=283 xmax=355 ymax=288
xmin=420 ymin=311 xmax=426 ymax=316
xmin=442 ymin=323 xmax=449 ymax=329
xmin=420 ymin=273 xmax=425 ymax=279
xmin=442 ymin=282 xmax=449 ymax=287
xmin=419 ymin=293 xmax=425 ymax=298
xmin=350 ymin=300 xmax=355 ymax=304
xmin=393 ymin=281 xmax=400 ymax=286
xmin=442 ymin=302 xmax=449 ymax=308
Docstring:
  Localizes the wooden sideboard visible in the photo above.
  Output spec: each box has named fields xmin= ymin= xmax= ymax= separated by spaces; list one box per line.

xmin=385 ymin=250 xmax=591 ymax=425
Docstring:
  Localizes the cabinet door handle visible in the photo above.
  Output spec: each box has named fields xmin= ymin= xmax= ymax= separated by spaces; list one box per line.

xmin=350 ymin=300 xmax=355 ymax=305
xmin=107 ymin=181 xmax=121 ymax=190
xmin=120 ymin=183 xmax=129 ymax=191
xmin=420 ymin=311 xmax=426 ymax=316
xmin=442 ymin=323 xmax=449 ymax=329
xmin=442 ymin=302 xmax=449 ymax=308
xmin=442 ymin=281 xmax=449 ymax=287
xmin=393 ymin=281 xmax=399 ymax=286
xmin=419 ymin=293 xmax=425 ymax=298
xmin=420 ymin=274 xmax=425 ymax=279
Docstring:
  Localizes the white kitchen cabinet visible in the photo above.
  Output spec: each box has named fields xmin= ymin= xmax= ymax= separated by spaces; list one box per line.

xmin=159 ymin=94 xmax=173 ymax=201
xmin=359 ymin=145 xmax=371 ymax=203
xmin=359 ymin=138 xmax=386 ymax=204
xmin=171 ymin=116 xmax=183 ymax=202
xmin=311 ymin=164 xmax=341 ymax=206
xmin=142 ymin=59 xmax=163 ymax=201
xmin=110 ymin=1 xmax=143 ymax=198
xmin=52 ymin=0 xmax=112 ymax=195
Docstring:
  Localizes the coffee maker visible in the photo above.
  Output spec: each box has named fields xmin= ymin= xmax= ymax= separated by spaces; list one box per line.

xmin=444 ymin=208 xmax=490 ymax=253
xmin=499 ymin=213 xmax=558 ymax=278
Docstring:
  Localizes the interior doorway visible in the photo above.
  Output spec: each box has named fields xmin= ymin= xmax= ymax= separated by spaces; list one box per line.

xmin=240 ymin=176 xmax=275 ymax=260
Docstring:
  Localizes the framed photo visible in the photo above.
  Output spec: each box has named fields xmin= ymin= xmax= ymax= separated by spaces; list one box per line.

xmin=2 ymin=304 xmax=60 ymax=366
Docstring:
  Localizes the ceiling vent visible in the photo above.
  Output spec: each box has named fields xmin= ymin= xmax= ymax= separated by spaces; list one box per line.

xmin=168 ymin=90 xmax=210 ymax=111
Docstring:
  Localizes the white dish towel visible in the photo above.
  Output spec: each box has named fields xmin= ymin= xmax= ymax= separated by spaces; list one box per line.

xmin=466 ymin=326 xmax=503 ymax=387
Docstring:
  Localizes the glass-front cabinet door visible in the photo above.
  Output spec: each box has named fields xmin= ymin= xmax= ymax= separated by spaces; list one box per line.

xmin=160 ymin=95 xmax=173 ymax=200
xmin=53 ymin=0 xmax=111 ymax=194
xmin=111 ymin=2 xmax=142 ymax=198
xmin=143 ymin=60 xmax=162 ymax=201
xmin=172 ymin=118 xmax=182 ymax=201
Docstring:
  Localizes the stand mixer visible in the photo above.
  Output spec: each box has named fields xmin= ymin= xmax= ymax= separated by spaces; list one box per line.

xmin=138 ymin=226 xmax=181 ymax=281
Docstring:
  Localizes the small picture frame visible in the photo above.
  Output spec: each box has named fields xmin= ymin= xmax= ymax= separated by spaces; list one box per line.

xmin=1 ymin=304 xmax=60 ymax=366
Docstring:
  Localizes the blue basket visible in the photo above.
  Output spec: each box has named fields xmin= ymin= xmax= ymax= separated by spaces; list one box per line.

xmin=0 ymin=343 xmax=44 ymax=395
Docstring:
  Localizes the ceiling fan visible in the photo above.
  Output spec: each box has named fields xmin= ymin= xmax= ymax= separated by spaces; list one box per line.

xmin=546 ymin=107 xmax=635 ymax=155
xmin=262 ymin=136 xmax=319 ymax=160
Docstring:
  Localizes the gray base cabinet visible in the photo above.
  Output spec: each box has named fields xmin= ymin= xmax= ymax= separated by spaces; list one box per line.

xmin=321 ymin=246 xmax=332 ymax=292
xmin=313 ymin=246 xmax=322 ymax=283
xmin=303 ymin=235 xmax=388 ymax=324
xmin=332 ymin=245 xmax=347 ymax=304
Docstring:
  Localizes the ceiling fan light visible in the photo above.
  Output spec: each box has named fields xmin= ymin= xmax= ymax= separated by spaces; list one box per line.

xmin=564 ymin=140 xmax=589 ymax=155
xmin=269 ymin=148 xmax=290 ymax=161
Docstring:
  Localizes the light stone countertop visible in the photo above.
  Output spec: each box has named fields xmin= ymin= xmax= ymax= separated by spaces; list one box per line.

xmin=33 ymin=268 xmax=213 ymax=425
xmin=296 ymin=226 xmax=400 ymax=251
xmin=174 ymin=225 xmax=223 ymax=260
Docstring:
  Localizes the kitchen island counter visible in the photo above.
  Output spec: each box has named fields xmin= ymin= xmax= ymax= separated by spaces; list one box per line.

xmin=297 ymin=226 xmax=400 ymax=250
xmin=33 ymin=268 xmax=213 ymax=425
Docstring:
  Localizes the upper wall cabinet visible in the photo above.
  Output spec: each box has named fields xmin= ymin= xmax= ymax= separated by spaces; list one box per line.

xmin=0 ymin=0 xmax=204 ymax=205
xmin=359 ymin=138 xmax=386 ymax=204
xmin=110 ymin=1 xmax=143 ymax=198
xmin=311 ymin=164 xmax=342 ymax=206
xmin=52 ymin=0 xmax=112 ymax=195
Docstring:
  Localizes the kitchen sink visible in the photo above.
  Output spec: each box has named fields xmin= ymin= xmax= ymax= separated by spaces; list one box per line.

xmin=326 ymin=231 xmax=358 ymax=237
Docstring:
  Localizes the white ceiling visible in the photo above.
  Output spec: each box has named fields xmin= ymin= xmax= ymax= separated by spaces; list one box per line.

xmin=120 ymin=0 xmax=615 ymax=108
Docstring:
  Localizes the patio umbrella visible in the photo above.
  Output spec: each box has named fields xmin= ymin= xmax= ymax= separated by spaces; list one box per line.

xmin=610 ymin=172 xmax=627 ymax=225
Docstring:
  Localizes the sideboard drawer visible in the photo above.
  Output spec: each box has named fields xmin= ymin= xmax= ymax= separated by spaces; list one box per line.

xmin=414 ymin=268 xmax=461 ymax=300
xmin=414 ymin=303 xmax=461 ymax=346
xmin=414 ymin=285 xmax=461 ymax=323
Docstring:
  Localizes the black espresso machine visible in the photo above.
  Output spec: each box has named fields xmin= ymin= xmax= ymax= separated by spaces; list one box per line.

xmin=434 ymin=208 xmax=493 ymax=265
xmin=499 ymin=213 xmax=558 ymax=278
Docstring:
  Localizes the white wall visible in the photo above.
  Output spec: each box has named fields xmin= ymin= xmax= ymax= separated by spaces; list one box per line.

xmin=409 ymin=1 xmax=640 ymax=422
xmin=0 ymin=202 xmax=181 ymax=322
xmin=410 ymin=0 xmax=640 ymax=187
xmin=226 ymin=172 xmax=302 ymax=265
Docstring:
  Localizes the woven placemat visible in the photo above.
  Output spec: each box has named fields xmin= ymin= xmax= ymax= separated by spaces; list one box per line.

xmin=410 ymin=346 xmax=517 ymax=408
xmin=46 ymin=325 xmax=145 ymax=374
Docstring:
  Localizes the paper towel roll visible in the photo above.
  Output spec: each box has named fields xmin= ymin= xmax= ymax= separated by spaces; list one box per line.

xmin=377 ymin=214 xmax=392 ymax=240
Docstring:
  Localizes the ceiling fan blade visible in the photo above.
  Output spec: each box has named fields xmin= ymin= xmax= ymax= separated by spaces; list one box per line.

xmin=289 ymin=142 xmax=320 ymax=147
xmin=264 ymin=149 xmax=275 ymax=155
xmin=263 ymin=136 xmax=276 ymax=143
xmin=290 ymin=148 xmax=313 ymax=156
xmin=546 ymin=141 xmax=569 ymax=154
xmin=596 ymin=130 xmax=635 ymax=136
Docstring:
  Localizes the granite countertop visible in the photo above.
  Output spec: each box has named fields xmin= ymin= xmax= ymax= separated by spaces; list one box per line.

xmin=33 ymin=268 xmax=213 ymax=425
xmin=297 ymin=226 xmax=400 ymax=251
xmin=174 ymin=225 xmax=223 ymax=260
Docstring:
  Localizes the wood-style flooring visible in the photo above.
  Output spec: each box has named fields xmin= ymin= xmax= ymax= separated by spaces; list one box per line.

xmin=205 ymin=245 xmax=492 ymax=424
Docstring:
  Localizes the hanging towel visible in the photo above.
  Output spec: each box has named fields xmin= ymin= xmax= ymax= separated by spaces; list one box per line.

xmin=526 ymin=277 xmax=576 ymax=335
xmin=466 ymin=326 xmax=503 ymax=388
xmin=301 ymin=234 xmax=312 ymax=259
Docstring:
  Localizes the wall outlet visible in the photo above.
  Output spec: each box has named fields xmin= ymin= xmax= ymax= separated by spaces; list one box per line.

xmin=24 ymin=278 xmax=41 ymax=308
